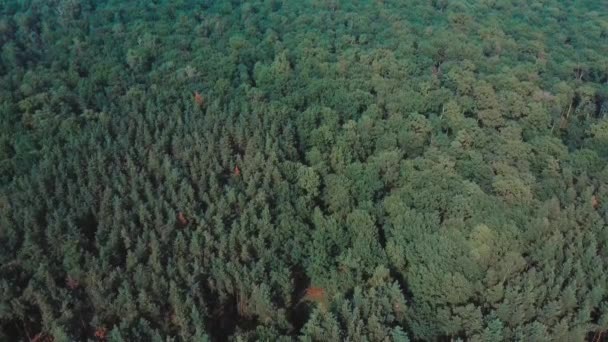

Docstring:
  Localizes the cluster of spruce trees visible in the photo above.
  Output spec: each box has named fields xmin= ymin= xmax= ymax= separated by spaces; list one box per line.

xmin=1 ymin=0 xmax=607 ymax=341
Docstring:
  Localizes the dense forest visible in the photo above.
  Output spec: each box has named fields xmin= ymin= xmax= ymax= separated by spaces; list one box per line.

xmin=0 ymin=0 xmax=607 ymax=341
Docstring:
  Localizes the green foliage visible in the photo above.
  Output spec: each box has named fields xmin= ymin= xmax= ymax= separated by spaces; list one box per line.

xmin=0 ymin=0 xmax=607 ymax=340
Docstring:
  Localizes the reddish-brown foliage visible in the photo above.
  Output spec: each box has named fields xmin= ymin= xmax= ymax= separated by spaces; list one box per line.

xmin=65 ymin=276 xmax=79 ymax=290
xmin=177 ymin=211 xmax=188 ymax=226
xmin=593 ymin=330 xmax=605 ymax=342
xmin=592 ymin=195 xmax=600 ymax=209
xmin=169 ymin=311 xmax=178 ymax=326
xmin=194 ymin=91 xmax=204 ymax=107
xmin=31 ymin=333 xmax=53 ymax=342
xmin=234 ymin=165 xmax=241 ymax=177
xmin=94 ymin=327 xmax=107 ymax=341
xmin=303 ymin=287 xmax=325 ymax=302
xmin=432 ymin=64 xmax=441 ymax=78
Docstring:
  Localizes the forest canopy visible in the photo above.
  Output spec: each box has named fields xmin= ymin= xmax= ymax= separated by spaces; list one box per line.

xmin=0 ymin=0 xmax=607 ymax=341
